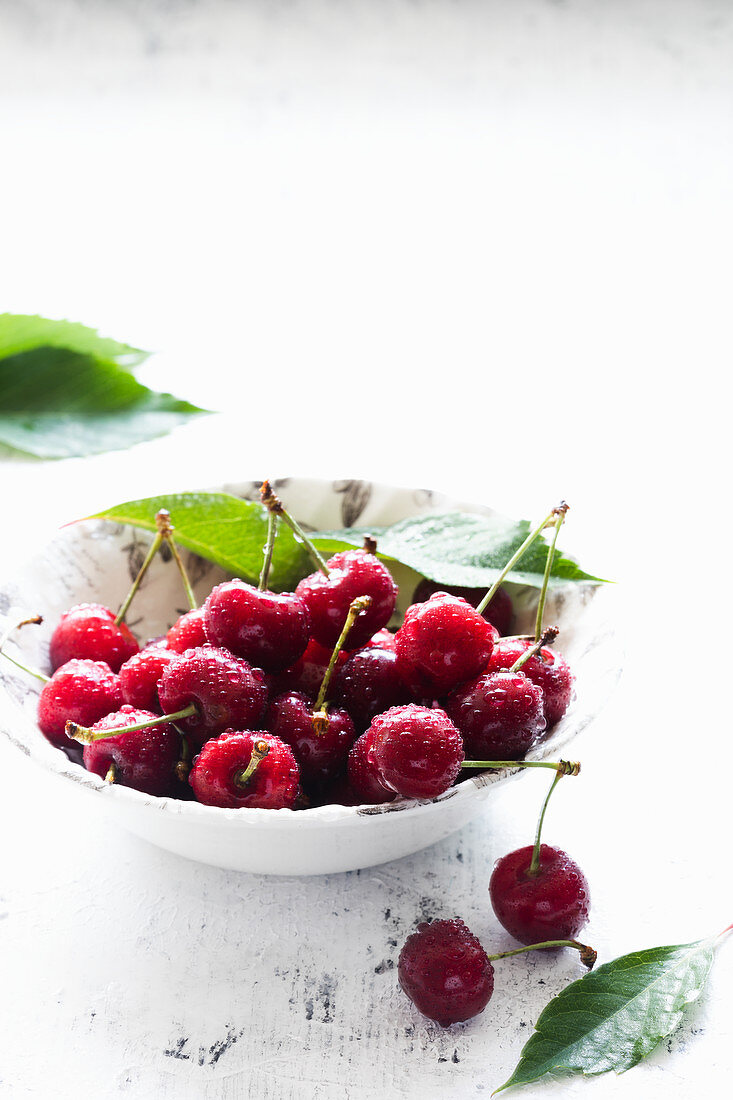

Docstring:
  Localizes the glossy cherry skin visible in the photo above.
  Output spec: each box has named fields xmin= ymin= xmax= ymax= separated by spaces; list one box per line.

xmin=398 ymin=919 xmax=494 ymax=1026
xmin=158 ymin=645 xmax=268 ymax=750
xmin=166 ymin=608 xmax=208 ymax=654
xmin=266 ymin=691 xmax=357 ymax=788
xmin=331 ymin=647 xmax=414 ymax=733
xmin=368 ymin=705 xmax=464 ymax=800
xmin=295 ymin=550 xmax=397 ymax=650
xmin=203 ymin=580 xmax=310 ymax=672
xmin=394 ymin=594 xmax=498 ymax=695
xmin=366 ymin=628 xmax=396 ymax=651
xmin=347 ymin=728 xmax=395 ymax=804
xmin=412 ymin=579 xmax=513 ymax=636
xmin=119 ymin=645 xmax=179 ymax=711
xmin=269 ymin=639 xmax=348 ymax=700
xmin=49 ymin=603 xmax=139 ymax=673
xmin=189 ymin=731 xmax=299 ymax=809
xmin=37 ymin=659 xmax=122 ymax=749
xmin=446 ymin=671 xmax=546 ymax=760
xmin=487 ymin=640 xmax=573 ymax=728
xmin=82 ymin=705 xmax=180 ymax=796
xmin=489 ymin=844 xmax=590 ymax=944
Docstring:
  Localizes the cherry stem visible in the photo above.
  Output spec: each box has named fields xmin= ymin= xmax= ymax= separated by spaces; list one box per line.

xmin=535 ymin=502 xmax=569 ymax=642
xmin=475 ymin=504 xmax=566 ymax=616
xmin=115 ymin=529 xmax=164 ymax=626
xmin=233 ymin=739 xmax=270 ymax=788
xmin=528 ymin=769 xmax=565 ymax=877
xmin=314 ymin=595 xmax=373 ymax=716
xmin=104 ymin=761 xmax=117 ymax=784
xmin=363 ymin=535 xmax=378 ymax=555
xmin=157 ymin=510 xmax=197 ymax=611
xmin=487 ymin=939 xmax=597 ymax=970
xmin=67 ymin=703 xmax=198 ymax=745
xmin=462 ymin=759 xmax=581 ymax=776
xmin=258 ymin=510 xmax=278 ymax=592
xmin=260 ymin=479 xmax=330 ymax=576
xmin=0 ymin=615 xmax=49 ymax=683
xmin=175 ymin=731 xmax=191 ymax=782
xmin=509 ymin=627 xmax=559 ymax=673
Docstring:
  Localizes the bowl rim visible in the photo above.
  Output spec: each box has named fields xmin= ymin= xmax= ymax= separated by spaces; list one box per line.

xmin=0 ymin=475 xmax=615 ymax=828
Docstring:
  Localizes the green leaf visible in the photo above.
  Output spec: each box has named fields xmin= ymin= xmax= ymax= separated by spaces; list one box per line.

xmin=0 ymin=313 xmax=147 ymax=367
xmin=496 ymin=938 xmax=717 ymax=1092
xmin=92 ymin=492 xmax=313 ymax=592
xmin=90 ymin=492 xmax=606 ymax=593
xmin=0 ymin=346 xmax=208 ymax=458
xmin=312 ymin=513 xmax=605 ymax=589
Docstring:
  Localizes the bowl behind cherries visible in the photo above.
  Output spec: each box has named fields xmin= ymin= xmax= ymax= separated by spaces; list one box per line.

xmin=0 ymin=478 xmax=620 ymax=875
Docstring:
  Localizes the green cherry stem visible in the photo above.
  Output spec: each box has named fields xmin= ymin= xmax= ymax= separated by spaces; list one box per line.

xmin=487 ymin=939 xmax=597 ymax=970
xmin=0 ymin=615 xmax=49 ymax=683
xmin=67 ymin=703 xmax=198 ymax=745
xmin=509 ymin=627 xmax=559 ymax=673
xmin=461 ymin=759 xmax=581 ymax=776
xmin=528 ymin=768 xmax=565 ymax=877
xmin=258 ymin=510 xmax=278 ymax=592
xmin=115 ymin=524 xmax=164 ymax=626
xmin=535 ymin=502 xmax=569 ymax=642
xmin=157 ymin=510 xmax=197 ymax=611
xmin=312 ymin=595 xmax=373 ymax=730
xmin=260 ymin=479 xmax=330 ymax=577
xmin=476 ymin=503 xmax=566 ymax=616
xmin=233 ymin=738 xmax=270 ymax=789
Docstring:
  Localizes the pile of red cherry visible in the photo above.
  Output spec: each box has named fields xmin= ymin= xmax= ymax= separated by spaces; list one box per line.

xmin=2 ymin=486 xmax=593 ymax=1029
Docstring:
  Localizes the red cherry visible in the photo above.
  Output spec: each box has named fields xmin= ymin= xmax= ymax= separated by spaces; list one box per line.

xmin=157 ymin=645 xmax=268 ymax=750
xmin=446 ymin=670 xmax=546 ymax=760
xmin=189 ymin=731 xmax=299 ymax=809
xmin=203 ymin=580 xmax=310 ymax=672
xmin=82 ymin=705 xmax=180 ymax=796
xmin=165 ymin=608 xmax=208 ymax=653
xmin=412 ymin=579 xmax=513 ymax=636
xmin=295 ymin=550 xmax=397 ymax=650
xmin=119 ymin=645 xmax=180 ymax=711
xmin=489 ymin=844 xmax=590 ymax=944
xmin=394 ymin=594 xmax=498 ymax=695
xmin=487 ymin=640 xmax=573 ymax=728
xmin=331 ymin=646 xmax=414 ymax=733
xmin=266 ymin=690 xmax=356 ymax=788
xmin=37 ymin=659 xmax=122 ymax=749
xmin=398 ymin=919 xmax=494 ymax=1026
xmin=49 ymin=603 xmax=139 ymax=672
xmin=269 ymin=638 xmax=348 ymax=699
xmin=368 ymin=705 xmax=464 ymax=799
xmin=347 ymin=728 xmax=395 ymax=804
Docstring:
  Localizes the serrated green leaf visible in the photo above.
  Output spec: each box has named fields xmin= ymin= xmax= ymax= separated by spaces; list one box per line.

xmin=0 ymin=313 xmax=147 ymax=367
xmin=312 ymin=513 xmax=605 ymax=589
xmin=91 ymin=492 xmax=313 ymax=592
xmin=90 ymin=492 xmax=606 ymax=594
xmin=0 ymin=346 xmax=208 ymax=458
xmin=496 ymin=938 xmax=716 ymax=1092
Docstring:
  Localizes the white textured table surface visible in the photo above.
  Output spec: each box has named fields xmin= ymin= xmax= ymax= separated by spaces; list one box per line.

xmin=1 ymin=2 xmax=732 ymax=1097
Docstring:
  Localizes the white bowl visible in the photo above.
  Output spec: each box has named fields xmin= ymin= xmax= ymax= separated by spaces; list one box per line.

xmin=0 ymin=477 xmax=620 ymax=875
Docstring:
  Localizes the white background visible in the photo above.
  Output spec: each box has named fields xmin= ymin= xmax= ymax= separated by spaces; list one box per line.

xmin=0 ymin=2 xmax=731 ymax=1097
